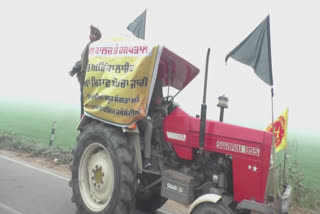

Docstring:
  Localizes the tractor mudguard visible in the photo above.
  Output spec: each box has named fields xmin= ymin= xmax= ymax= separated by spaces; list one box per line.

xmin=188 ymin=194 xmax=222 ymax=214
xmin=76 ymin=115 xmax=91 ymax=131
xmin=122 ymin=126 xmax=143 ymax=174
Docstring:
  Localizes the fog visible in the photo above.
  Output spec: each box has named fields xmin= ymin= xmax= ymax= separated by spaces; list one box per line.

xmin=1 ymin=0 xmax=319 ymax=137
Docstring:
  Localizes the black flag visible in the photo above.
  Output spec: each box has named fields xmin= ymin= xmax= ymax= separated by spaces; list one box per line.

xmin=226 ymin=16 xmax=273 ymax=86
xmin=127 ymin=10 xmax=147 ymax=39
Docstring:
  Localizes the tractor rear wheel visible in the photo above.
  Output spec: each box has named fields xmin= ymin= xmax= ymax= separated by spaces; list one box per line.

xmin=70 ymin=121 xmax=137 ymax=214
xmin=191 ymin=202 xmax=234 ymax=214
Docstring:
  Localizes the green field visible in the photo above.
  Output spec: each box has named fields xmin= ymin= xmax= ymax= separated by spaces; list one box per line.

xmin=0 ymin=99 xmax=79 ymax=149
xmin=0 ymin=99 xmax=319 ymax=209
xmin=284 ymin=135 xmax=320 ymax=209
xmin=293 ymin=140 xmax=320 ymax=190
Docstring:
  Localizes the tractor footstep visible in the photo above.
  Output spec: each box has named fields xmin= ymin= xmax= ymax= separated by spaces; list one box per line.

xmin=142 ymin=168 xmax=161 ymax=175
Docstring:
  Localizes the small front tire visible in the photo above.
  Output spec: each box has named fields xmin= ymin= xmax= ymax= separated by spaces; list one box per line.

xmin=191 ymin=202 xmax=233 ymax=214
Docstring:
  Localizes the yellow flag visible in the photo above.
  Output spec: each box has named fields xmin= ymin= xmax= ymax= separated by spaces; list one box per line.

xmin=265 ymin=108 xmax=289 ymax=152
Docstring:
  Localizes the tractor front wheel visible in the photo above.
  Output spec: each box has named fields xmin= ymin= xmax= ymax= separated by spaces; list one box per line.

xmin=191 ymin=202 xmax=234 ymax=214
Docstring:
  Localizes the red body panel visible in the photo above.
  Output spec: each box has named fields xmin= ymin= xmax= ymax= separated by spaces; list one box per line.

xmin=163 ymin=107 xmax=272 ymax=203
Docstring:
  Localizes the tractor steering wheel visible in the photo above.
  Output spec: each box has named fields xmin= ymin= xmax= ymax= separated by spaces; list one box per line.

xmin=162 ymin=95 xmax=174 ymax=105
xmin=161 ymin=95 xmax=175 ymax=115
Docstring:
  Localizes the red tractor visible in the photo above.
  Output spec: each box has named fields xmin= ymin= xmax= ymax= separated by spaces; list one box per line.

xmin=70 ymin=38 xmax=292 ymax=214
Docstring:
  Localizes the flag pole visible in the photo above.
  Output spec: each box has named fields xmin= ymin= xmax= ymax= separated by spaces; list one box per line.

xmin=265 ymin=15 xmax=278 ymax=212
xmin=283 ymin=109 xmax=288 ymax=185
xmin=271 ymin=87 xmax=278 ymax=212
xmin=283 ymin=146 xmax=288 ymax=185
xmin=224 ymin=15 xmax=279 ymax=210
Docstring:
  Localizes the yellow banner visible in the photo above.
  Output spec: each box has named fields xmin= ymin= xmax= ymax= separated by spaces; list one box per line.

xmin=265 ymin=108 xmax=289 ymax=152
xmin=83 ymin=37 xmax=161 ymax=127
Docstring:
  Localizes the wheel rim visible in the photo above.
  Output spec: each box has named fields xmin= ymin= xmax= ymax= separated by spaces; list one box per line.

xmin=78 ymin=142 xmax=115 ymax=212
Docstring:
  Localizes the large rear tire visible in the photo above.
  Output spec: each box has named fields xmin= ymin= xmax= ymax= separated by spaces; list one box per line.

xmin=70 ymin=121 xmax=137 ymax=214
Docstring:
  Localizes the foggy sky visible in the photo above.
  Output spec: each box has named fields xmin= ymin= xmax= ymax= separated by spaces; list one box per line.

xmin=1 ymin=0 xmax=319 ymax=136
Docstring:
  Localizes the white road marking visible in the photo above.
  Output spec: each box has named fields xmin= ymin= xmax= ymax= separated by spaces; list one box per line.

xmin=0 ymin=155 xmax=69 ymax=181
xmin=0 ymin=202 xmax=24 ymax=214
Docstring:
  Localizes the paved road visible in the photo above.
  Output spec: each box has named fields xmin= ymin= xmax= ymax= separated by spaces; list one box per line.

xmin=0 ymin=154 xmax=178 ymax=214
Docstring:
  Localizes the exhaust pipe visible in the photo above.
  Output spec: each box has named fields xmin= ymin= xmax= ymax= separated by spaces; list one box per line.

xmin=199 ymin=48 xmax=210 ymax=154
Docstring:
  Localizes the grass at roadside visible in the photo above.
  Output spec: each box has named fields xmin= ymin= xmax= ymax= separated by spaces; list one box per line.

xmin=0 ymin=132 xmax=72 ymax=164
